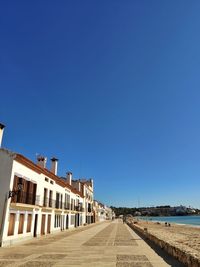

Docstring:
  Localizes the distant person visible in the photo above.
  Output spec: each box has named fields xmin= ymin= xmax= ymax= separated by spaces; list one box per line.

xmin=123 ymin=216 xmax=126 ymax=224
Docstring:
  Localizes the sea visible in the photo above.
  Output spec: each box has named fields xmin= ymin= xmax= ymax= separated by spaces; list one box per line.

xmin=139 ymin=215 xmax=200 ymax=226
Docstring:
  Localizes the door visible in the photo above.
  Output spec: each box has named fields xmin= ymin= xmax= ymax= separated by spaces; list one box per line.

xmin=34 ymin=214 xmax=38 ymax=237
xmin=18 ymin=214 xmax=24 ymax=234
xmin=77 ymin=214 xmax=78 ymax=227
xmin=26 ymin=214 xmax=32 ymax=232
xmin=75 ymin=214 xmax=79 ymax=227
xmin=47 ymin=215 xmax=51 ymax=234
xmin=61 ymin=215 xmax=64 ymax=231
xmin=41 ymin=214 xmax=46 ymax=235
xmin=8 ymin=213 xmax=15 ymax=236
xmin=77 ymin=214 xmax=80 ymax=227
xmin=65 ymin=214 xmax=68 ymax=229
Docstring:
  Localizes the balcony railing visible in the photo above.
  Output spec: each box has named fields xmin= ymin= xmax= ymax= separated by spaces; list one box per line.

xmin=42 ymin=199 xmax=76 ymax=211
xmin=75 ymin=206 xmax=84 ymax=212
xmin=13 ymin=194 xmax=85 ymax=211
xmin=11 ymin=193 xmax=85 ymax=212
xmin=43 ymin=197 xmax=54 ymax=208
xmin=11 ymin=192 xmax=40 ymax=206
xmin=64 ymin=203 xmax=71 ymax=210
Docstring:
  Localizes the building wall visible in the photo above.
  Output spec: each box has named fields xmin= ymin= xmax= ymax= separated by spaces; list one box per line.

xmin=0 ymin=155 xmax=85 ymax=247
xmin=0 ymin=150 xmax=14 ymax=245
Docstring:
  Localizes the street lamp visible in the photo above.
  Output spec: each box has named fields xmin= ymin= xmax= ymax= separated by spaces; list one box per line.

xmin=8 ymin=180 xmax=23 ymax=198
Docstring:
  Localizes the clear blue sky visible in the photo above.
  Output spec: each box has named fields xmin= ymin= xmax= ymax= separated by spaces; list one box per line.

xmin=1 ymin=1 xmax=200 ymax=208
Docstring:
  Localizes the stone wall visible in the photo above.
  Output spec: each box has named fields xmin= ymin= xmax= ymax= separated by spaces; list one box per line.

xmin=127 ymin=222 xmax=200 ymax=267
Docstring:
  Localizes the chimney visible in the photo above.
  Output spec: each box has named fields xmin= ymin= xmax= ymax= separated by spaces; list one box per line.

xmin=78 ymin=180 xmax=81 ymax=191
xmin=37 ymin=156 xmax=47 ymax=168
xmin=66 ymin=172 xmax=72 ymax=185
xmin=90 ymin=178 xmax=94 ymax=189
xmin=51 ymin=157 xmax=58 ymax=175
xmin=0 ymin=123 xmax=5 ymax=148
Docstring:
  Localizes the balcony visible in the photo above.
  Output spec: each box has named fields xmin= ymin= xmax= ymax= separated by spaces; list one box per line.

xmin=53 ymin=200 xmax=63 ymax=209
xmin=70 ymin=203 xmax=75 ymax=211
xmin=41 ymin=198 xmax=84 ymax=211
xmin=75 ymin=206 xmax=84 ymax=212
xmin=11 ymin=192 xmax=40 ymax=206
xmin=43 ymin=197 xmax=54 ymax=208
xmin=64 ymin=203 xmax=70 ymax=210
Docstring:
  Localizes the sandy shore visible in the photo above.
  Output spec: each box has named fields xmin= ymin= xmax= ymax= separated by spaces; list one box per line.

xmin=127 ymin=218 xmax=200 ymax=266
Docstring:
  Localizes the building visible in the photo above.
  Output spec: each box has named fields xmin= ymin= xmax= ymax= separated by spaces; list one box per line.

xmin=0 ymin=124 xmax=95 ymax=246
xmin=93 ymin=201 xmax=115 ymax=222
xmin=93 ymin=201 xmax=106 ymax=222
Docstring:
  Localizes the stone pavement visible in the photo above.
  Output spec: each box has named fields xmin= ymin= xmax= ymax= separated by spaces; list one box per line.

xmin=0 ymin=220 xmax=185 ymax=267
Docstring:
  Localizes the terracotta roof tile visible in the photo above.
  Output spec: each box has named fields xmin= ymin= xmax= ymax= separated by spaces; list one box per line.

xmin=15 ymin=153 xmax=84 ymax=198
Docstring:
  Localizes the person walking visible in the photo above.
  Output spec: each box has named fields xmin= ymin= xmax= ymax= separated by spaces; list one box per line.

xmin=123 ymin=215 xmax=126 ymax=224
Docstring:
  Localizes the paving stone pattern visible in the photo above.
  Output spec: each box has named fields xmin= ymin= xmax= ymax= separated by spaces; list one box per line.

xmin=0 ymin=221 xmax=185 ymax=267
xmin=114 ymin=224 xmax=137 ymax=246
xmin=116 ymin=255 xmax=153 ymax=267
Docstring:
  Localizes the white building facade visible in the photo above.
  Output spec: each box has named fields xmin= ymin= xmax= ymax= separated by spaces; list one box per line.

xmin=0 ymin=149 xmax=93 ymax=247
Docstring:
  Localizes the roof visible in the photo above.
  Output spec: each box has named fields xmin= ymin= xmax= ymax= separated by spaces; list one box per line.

xmin=14 ymin=153 xmax=84 ymax=197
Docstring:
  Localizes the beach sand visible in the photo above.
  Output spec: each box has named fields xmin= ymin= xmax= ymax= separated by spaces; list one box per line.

xmin=128 ymin=218 xmax=200 ymax=266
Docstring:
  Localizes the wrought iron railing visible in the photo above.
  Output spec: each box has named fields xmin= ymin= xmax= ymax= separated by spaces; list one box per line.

xmin=75 ymin=206 xmax=84 ymax=212
xmin=64 ymin=203 xmax=71 ymax=210
xmin=12 ymin=193 xmax=85 ymax=212
xmin=11 ymin=192 xmax=40 ymax=206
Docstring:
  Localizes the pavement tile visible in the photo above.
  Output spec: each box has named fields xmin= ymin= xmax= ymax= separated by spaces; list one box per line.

xmin=0 ymin=220 xmax=186 ymax=267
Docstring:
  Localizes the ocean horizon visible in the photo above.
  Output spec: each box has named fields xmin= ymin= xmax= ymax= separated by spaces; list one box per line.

xmin=139 ymin=215 xmax=200 ymax=226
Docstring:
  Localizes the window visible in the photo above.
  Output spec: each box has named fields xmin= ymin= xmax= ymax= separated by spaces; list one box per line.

xmin=27 ymin=214 xmax=32 ymax=232
xmin=11 ymin=176 xmax=37 ymax=205
xmin=54 ymin=214 xmax=61 ymax=228
xmin=49 ymin=190 xmax=53 ymax=207
xmin=56 ymin=193 xmax=60 ymax=209
xmin=43 ymin=188 xmax=47 ymax=207
xmin=45 ymin=177 xmax=49 ymax=182
xmin=50 ymin=180 xmax=54 ymax=185
xmin=65 ymin=194 xmax=70 ymax=209
xmin=88 ymin=203 xmax=91 ymax=212
xmin=60 ymin=194 xmax=63 ymax=209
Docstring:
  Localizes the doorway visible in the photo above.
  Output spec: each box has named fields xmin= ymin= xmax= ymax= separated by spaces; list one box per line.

xmin=41 ymin=214 xmax=46 ymax=235
xmin=47 ymin=215 xmax=51 ymax=234
xmin=65 ymin=214 xmax=68 ymax=229
xmin=33 ymin=214 xmax=38 ymax=237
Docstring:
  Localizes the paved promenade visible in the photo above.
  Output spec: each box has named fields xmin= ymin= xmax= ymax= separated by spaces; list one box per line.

xmin=0 ymin=220 xmax=185 ymax=267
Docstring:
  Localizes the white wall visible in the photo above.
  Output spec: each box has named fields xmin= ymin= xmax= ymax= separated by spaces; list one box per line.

xmin=0 ymin=150 xmax=14 ymax=244
xmin=1 ymin=154 xmax=86 ymax=246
